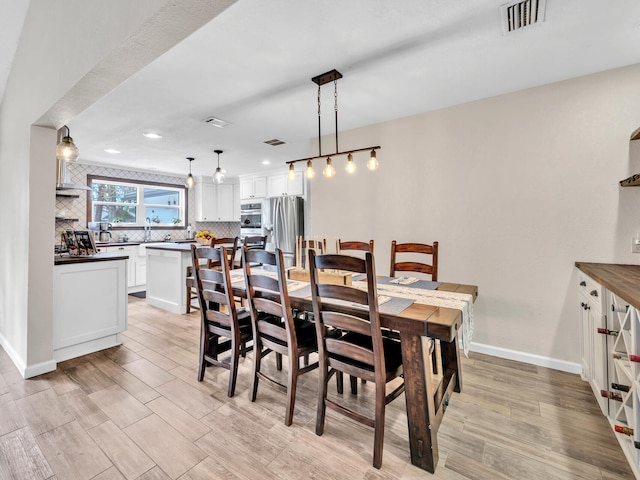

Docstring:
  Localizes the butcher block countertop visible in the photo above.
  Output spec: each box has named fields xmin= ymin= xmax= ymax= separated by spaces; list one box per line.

xmin=575 ymin=262 xmax=640 ymax=310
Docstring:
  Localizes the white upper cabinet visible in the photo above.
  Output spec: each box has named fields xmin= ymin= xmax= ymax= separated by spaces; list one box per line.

xmin=267 ymin=171 xmax=304 ymax=197
xmin=195 ymin=178 xmax=238 ymax=222
xmin=240 ymin=175 xmax=266 ymax=200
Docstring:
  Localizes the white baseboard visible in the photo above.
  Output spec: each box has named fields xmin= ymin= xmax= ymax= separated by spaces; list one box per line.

xmin=468 ymin=341 xmax=582 ymax=374
xmin=0 ymin=332 xmax=56 ymax=379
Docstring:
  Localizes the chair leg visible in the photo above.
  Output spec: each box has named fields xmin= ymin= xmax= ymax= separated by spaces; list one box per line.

xmin=276 ymin=352 xmax=283 ymax=371
xmin=336 ymin=371 xmax=344 ymax=394
xmin=250 ymin=341 xmax=261 ymax=402
xmin=285 ymin=355 xmax=298 ymax=426
xmin=349 ymin=375 xmax=358 ymax=395
xmin=372 ymin=386 xmax=386 ymax=469
xmin=186 ymin=286 xmax=191 ymax=314
xmin=197 ymin=331 xmax=208 ymax=382
xmin=316 ymin=366 xmax=329 ymax=436
xmin=228 ymin=338 xmax=240 ymax=398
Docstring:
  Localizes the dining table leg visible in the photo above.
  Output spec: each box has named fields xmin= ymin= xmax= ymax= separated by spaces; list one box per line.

xmin=440 ymin=334 xmax=462 ymax=392
xmin=399 ymin=332 xmax=438 ymax=473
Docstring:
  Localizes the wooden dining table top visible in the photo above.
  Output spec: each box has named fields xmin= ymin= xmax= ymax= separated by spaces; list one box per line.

xmin=227 ymin=269 xmax=478 ymax=343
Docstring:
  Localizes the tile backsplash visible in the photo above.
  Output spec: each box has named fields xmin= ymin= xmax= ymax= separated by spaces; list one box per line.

xmin=55 ymin=163 xmax=240 ymax=246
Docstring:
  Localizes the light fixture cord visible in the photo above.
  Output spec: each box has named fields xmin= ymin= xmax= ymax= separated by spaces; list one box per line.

xmin=334 ymin=79 xmax=339 ymax=153
xmin=317 ymin=84 xmax=322 ymax=156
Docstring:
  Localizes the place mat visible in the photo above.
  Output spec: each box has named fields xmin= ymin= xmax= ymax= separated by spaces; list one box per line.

xmin=377 ymin=276 xmax=442 ymax=290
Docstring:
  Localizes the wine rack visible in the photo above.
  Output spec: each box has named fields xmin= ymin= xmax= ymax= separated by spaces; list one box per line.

xmin=608 ymin=290 xmax=640 ymax=472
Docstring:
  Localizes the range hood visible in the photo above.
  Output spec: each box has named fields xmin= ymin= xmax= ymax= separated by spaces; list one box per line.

xmin=56 ymin=158 xmax=90 ymax=191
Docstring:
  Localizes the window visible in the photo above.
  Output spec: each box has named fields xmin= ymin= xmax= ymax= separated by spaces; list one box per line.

xmin=87 ymin=175 xmax=187 ymax=227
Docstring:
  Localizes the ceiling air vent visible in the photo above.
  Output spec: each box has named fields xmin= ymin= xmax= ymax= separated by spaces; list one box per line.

xmin=264 ymin=138 xmax=286 ymax=146
xmin=201 ymin=116 xmax=230 ymax=128
xmin=501 ymin=0 xmax=546 ymax=34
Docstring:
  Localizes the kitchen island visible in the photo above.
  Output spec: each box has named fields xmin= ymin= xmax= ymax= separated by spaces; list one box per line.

xmin=54 ymin=253 xmax=128 ymax=362
xmin=145 ymin=243 xmax=194 ymax=314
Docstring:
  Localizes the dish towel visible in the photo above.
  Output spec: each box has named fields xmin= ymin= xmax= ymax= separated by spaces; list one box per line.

xmin=364 ymin=282 xmax=474 ymax=357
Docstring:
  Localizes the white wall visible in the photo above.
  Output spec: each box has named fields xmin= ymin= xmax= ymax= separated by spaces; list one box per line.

xmin=0 ymin=0 xmax=235 ymax=377
xmin=309 ymin=64 xmax=640 ymax=370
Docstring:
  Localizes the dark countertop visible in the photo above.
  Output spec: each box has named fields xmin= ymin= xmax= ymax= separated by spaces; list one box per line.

xmin=95 ymin=240 xmax=197 ymax=247
xmin=144 ymin=243 xmax=194 ymax=252
xmin=575 ymin=262 xmax=640 ymax=310
xmin=54 ymin=253 xmax=129 ymax=266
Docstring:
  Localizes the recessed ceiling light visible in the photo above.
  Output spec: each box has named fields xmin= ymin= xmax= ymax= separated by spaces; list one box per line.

xmin=104 ymin=148 xmax=120 ymax=154
xmin=262 ymin=160 xmax=270 ymax=165
xmin=142 ymin=132 xmax=163 ymax=139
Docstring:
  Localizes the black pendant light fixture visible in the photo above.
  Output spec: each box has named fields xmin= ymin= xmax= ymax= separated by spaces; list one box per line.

xmin=185 ymin=157 xmax=196 ymax=188
xmin=213 ymin=149 xmax=225 ymax=184
xmin=285 ymin=69 xmax=380 ymax=179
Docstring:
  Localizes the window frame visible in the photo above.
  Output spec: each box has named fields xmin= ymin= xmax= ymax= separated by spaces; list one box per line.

xmin=86 ymin=175 xmax=188 ymax=230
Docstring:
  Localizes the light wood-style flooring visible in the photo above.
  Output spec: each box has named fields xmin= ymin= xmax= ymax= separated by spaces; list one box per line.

xmin=0 ymin=296 xmax=634 ymax=479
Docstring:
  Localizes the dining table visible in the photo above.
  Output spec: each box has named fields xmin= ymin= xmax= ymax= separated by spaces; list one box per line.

xmin=226 ymin=267 xmax=478 ymax=473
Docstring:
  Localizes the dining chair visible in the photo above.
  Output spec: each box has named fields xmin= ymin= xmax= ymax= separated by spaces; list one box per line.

xmin=309 ymin=250 xmax=405 ymax=469
xmin=242 ymin=247 xmax=319 ymax=426
xmin=294 ymin=238 xmax=327 ymax=269
xmin=389 ymin=240 xmax=438 ymax=281
xmin=337 ymin=239 xmax=374 ymax=255
xmin=243 ymin=235 xmax=267 ymax=250
xmin=190 ymin=244 xmax=252 ymax=397
xmin=209 ymin=237 xmax=239 ymax=270
xmin=185 ymin=265 xmax=199 ymax=314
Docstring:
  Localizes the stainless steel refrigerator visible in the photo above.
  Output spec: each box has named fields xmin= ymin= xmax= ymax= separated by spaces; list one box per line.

xmin=262 ymin=196 xmax=304 ymax=266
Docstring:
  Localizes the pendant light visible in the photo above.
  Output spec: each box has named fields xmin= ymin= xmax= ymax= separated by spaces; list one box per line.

xmin=213 ymin=149 xmax=225 ymax=184
xmin=56 ymin=125 xmax=79 ymax=162
xmin=284 ymin=69 xmax=380 ymax=178
xmin=305 ymin=160 xmax=315 ymax=179
xmin=185 ymin=157 xmax=196 ymax=188
xmin=288 ymin=163 xmax=296 ymax=181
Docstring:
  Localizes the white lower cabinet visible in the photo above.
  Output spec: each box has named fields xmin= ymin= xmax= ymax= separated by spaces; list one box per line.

xmin=102 ymin=245 xmax=146 ymax=292
xmin=577 ymin=267 xmax=640 ymax=477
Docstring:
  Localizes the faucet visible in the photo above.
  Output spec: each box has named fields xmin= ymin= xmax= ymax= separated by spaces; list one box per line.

xmin=144 ymin=217 xmax=151 ymax=242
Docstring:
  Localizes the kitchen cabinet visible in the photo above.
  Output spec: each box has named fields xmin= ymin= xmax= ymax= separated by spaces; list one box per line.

xmin=101 ymin=245 xmax=145 ymax=292
xmin=233 ymin=183 xmax=241 ymax=221
xmin=577 ymin=270 xmax=608 ymax=414
xmin=575 ymin=263 xmax=640 ymax=478
xmin=53 ymin=257 xmax=127 ymax=362
xmin=195 ymin=180 xmax=238 ymax=221
xmin=266 ymin=171 xmax=304 ymax=197
xmin=240 ymin=175 xmax=266 ymax=199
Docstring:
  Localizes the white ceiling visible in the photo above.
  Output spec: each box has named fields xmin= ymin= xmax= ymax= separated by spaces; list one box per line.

xmin=59 ymin=0 xmax=640 ymax=179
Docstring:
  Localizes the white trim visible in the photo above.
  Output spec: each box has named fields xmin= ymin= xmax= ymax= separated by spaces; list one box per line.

xmin=0 ymin=332 xmax=56 ymax=379
xmin=469 ymin=341 xmax=582 ymax=374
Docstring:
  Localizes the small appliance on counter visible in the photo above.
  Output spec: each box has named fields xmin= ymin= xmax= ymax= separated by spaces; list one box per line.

xmin=88 ymin=221 xmax=113 ymax=243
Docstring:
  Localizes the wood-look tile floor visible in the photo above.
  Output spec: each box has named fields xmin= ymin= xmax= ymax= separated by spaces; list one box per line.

xmin=0 ymin=296 xmax=635 ymax=479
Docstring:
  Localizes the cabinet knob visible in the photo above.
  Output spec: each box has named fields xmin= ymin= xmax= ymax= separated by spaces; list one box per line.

xmin=590 ymin=290 xmax=598 ymax=297
xmin=581 ymin=302 xmax=587 ymax=309
xmin=580 ymin=281 xmax=586 ymax=287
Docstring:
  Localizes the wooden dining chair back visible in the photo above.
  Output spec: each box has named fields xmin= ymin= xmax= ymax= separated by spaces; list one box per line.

xmin=294 ymin=238 xmax=327 ymax=269
xmin=308 ymin=250 xmax=405 ymax=469
xmin=337 ymin=239 xmax=374 ymax=256
xmin=242 ymin=247 xmax=319 ymax=426
xmin=190 ymin=244 xmax=252 ymax=397
xmin=389 ymin=240 xmax=438 ymax=280
xmin=208 ymin=237 xmax=239 ymax=269
xmin=243 ymin=235 xmax=267 ymax=250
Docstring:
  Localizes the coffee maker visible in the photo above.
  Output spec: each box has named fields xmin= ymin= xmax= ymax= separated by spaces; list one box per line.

xmin=89 ymin=222 xmax=112 ymax=243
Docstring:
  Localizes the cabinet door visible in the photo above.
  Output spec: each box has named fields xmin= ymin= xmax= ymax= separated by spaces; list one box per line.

xmin=267 ymin=174 xmax=286 ymax=197
xmin=233 ymin=184 xmax=240 ymax=221
xmin=240 ymin=179 xmax=254 ymax=199
xmin=111 ymin=245 xmax=136 ymax=287
xmin=215 ymin=184 xmax=235 ymax=221
xmin=197 ymin=182 xmax=216 ymax=221
xmin=579 ymin=294 xmax=591 ymax=381
xmin=253 ymin=176 xmax=267 ymax=198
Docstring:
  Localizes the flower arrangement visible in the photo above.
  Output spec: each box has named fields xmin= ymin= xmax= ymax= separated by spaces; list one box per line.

xmin=195 ymin=230 xmax=215 ymax=246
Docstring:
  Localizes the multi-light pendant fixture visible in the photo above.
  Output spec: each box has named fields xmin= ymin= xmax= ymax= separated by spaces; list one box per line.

xmin=184 ymin=157 xmax=196 ymax=188
xmin=285 ymin=69 xmax=380 ymax=179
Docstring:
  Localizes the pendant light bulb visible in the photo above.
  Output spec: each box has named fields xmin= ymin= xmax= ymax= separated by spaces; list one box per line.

xmin=56 ymin=126 xmax=79 ymax=162
xmin=323 ymin=157 xmax=336 ymax=178
xmin=185 ymin=157 xmax=196 ymax=188
xmin=305 ymin=160 xmax=315 ymax=179
xmin=345 ymin=153 xmax=356 ymax=174
xmin=288 ymin=163 xmax=296 ymax=181
xmin=213 ymin=149 xmax=225 ymax=184
xmin=367 ymin=149 xmax=379 ymax=171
